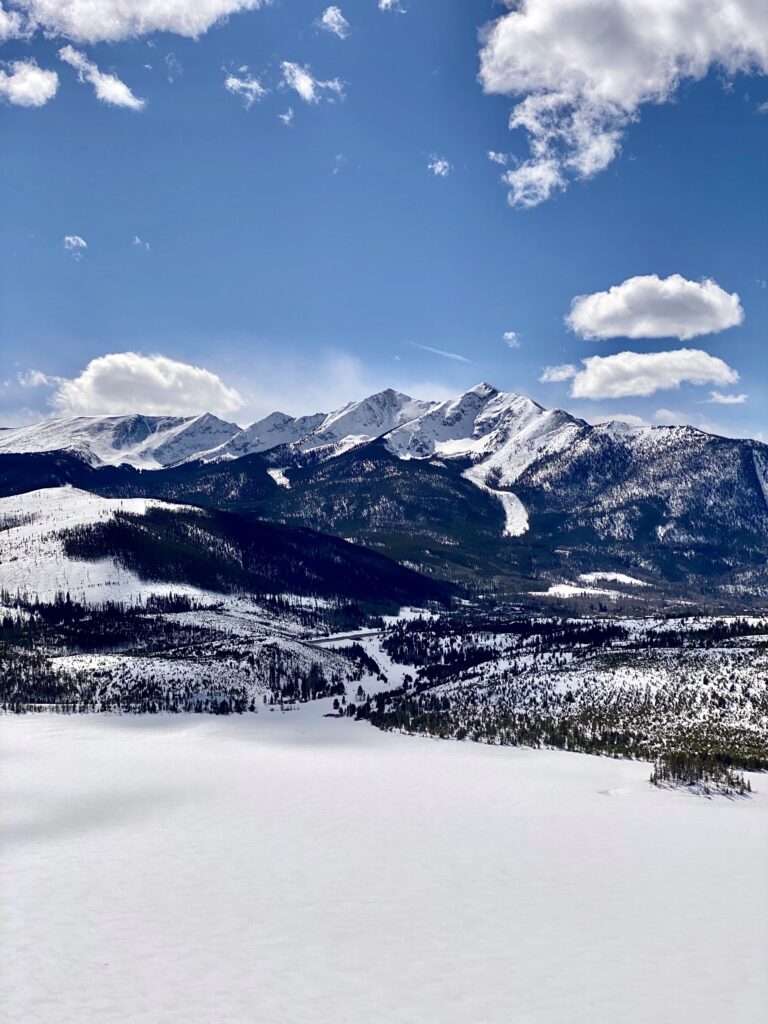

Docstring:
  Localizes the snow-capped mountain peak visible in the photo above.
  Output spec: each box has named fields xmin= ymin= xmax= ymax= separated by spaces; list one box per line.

xmin=295 ymin=389 xmax=436 ymax=455
xmin=0 ymin=412 xmax=242 ymax=469
xmin=384 ymin=383 xmax=563 ymax=474
xmin=210 ymin=410 xmax=327 ymax=460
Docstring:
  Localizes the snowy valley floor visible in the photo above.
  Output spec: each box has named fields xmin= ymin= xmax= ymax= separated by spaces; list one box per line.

xmin=2 ymin=709 xmax=767 ymax=1024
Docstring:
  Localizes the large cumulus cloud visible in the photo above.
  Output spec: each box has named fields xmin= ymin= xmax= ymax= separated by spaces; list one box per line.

xmin=479 ymin=0 xmax=768 ymax=207
xmin=52 ymin=353 xmax=245 ymax=417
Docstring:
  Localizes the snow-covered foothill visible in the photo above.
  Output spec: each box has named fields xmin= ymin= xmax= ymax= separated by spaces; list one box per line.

xmin=0 ymin=486 xmax=211 ymax=605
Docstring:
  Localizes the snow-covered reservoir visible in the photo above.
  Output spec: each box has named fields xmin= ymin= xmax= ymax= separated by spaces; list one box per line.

xmin=2 ymin=711 xmax=765 ymax=1024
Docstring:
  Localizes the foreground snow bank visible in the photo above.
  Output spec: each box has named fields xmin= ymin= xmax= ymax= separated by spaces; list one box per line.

xmin=2 ymin=712 xmax=766 ymax=1024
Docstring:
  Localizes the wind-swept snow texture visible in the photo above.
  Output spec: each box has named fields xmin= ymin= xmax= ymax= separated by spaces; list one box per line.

xmin=1 ymin=713 xmax=766 ymax=1024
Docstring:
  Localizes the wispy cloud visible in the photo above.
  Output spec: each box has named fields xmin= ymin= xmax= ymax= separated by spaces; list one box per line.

xmin=59 ymin=45 xmax=145 ymax=109
xmin=224 ymin=68 xmax=267 ymax=108
xmin=164 ymin=52 xmax=182 ymax=84
xmin=410 ymin=342 xmax=474 ymax=364
xmin=281 ymin=61 xmax=344 ymax=103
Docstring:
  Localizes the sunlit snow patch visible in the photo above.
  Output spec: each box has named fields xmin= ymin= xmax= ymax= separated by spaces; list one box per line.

xmin=462 ymin=466 xmax=529 ymax=537
xmin=579 ymin=572 xmax=650 ymax=587
xmin=531 ymin=583 xmax=624 ymax=599
xmin=267 ymin=467 xmax=291 ymax=488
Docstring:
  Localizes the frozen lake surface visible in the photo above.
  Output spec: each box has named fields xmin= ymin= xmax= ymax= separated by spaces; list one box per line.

xmin=2 ymin=709 xmax=766 ymax=1024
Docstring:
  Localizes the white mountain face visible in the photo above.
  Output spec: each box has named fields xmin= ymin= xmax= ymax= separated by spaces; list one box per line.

xmin=0 ymin=413 xmax=241 ymax=468
xmin=295 ymin=389 xmax=436 ymax=455
xmin=0 ymin=390 xmax=437 ymax=467
xmin=211 ymin=411 xmax=327 ymax=459
xmin=385 ymin=382 xmax=585 ymax=485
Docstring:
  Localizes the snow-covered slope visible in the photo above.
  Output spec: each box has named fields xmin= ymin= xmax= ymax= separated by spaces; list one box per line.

xmin=0 ymin=486 xmax=209 ymax=604
xmin=0 ymin=413 xmax=240 ymax=468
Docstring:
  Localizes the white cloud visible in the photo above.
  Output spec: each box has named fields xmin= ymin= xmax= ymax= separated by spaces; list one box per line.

xmin=52 ymin=353 xmax=245 ymax=417
xmin=0 ymin=59 xmax=58 ymax=107
xmin=13 ymin=1 xmax=266 ymax=44
xmin=539 ymin=363 xmax=577 ymax=383
xmin=132 ymin=235 xmax=150 ymax=250
xmin=502 ymin=331 xmax=521 ymax=348
xmin=280 ymin=61 xmax=344 ymax=103
xmin=487 ymin=151 xmax=508 ymax=166
xmin=224 ymin=70 xmax=267 ymax=108
xmin=757 ymin=100 xmax=768 ymax=113
xmin=63 ymin=234 xmax=87 ymax=259
xmin=59 ymin=46 xmax=145 ymax=109
xmin=479 ymin=0 xmax=768 ymax=207
xmin=707 ymin=390 xmax=748 ymax=404
xmin=566 ymin=349 xmax=740 ymax=400
xmin=379 ymin=0 xmax=405 ymax=12
xmin=428 ymin=155 xmax=452 ymax=177
xmin=0 ymin=3 xmax=24 ymax=41
xmin=278 ymin=106 xmax=294 ymax=126
xmin=410 ymin=342 xmax=473 ymax=364
xmin=567 ymin=274 xmax=744 ymax=341
xmin=317 ymin=6 xmax=349 ymax=39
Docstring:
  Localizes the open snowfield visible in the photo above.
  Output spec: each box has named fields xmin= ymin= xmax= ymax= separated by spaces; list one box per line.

xmin=1 ymin=711 xmax=766 ymax=1024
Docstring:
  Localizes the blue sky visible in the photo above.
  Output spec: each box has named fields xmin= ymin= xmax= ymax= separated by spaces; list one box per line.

xmin=0 ymin=0 xmax=766 ymax=438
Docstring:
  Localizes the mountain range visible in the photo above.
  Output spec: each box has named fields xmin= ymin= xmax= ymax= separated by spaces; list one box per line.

xmin=2 ymin=383 xmax=766 ymax=605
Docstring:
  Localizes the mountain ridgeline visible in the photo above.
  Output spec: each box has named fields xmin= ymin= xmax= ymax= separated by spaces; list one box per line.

xmin=1 ymin=383 xmax=766 ymax=604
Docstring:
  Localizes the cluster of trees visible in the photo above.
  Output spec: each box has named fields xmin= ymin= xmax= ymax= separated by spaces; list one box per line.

xmin=382 ymin=615 xmax=629 ymax=670
xmin=650 ymin=751 xmax=752 ymax=796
